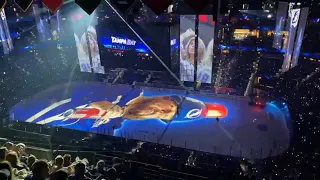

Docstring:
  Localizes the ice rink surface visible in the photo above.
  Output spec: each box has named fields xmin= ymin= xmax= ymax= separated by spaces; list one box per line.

xmin=10 ymin=82 xmax=291 ymax=159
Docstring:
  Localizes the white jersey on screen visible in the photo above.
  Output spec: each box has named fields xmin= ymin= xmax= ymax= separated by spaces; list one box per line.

xmin=92 ymin=55 xmax=105 ymax=74
xmin=74 ymin=33 xmax=92 ymax=73
xmin=197 ymin=64 xmax=212 ymax=84
xmin=180 ymin=59 xmax=195 ymax=82
xmin=180 ymin=59 xmax=212 ymax=83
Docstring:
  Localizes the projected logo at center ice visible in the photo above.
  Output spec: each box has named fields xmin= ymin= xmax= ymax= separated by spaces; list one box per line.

xmin=20 ymin=88 xmax=228 ymax=134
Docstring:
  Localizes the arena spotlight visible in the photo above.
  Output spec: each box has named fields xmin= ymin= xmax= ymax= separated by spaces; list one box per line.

xmin=14 ymin=0 xmax=34 ymax=12
xmin=75 ymin=0 xmax=101 ymax=15
xmin=142 ymin=0 xmax=172 ymax=16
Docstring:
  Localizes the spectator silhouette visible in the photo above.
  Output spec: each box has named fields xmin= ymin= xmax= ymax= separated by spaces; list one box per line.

xmin=6 ymin=151 xmax=26 ymax=171
xmin=0 ymin=147 xmax=8 ymax=161
xmin=27 ymin=155 xmax=37 ymax=169
xmin=50 ymin=169 xmax=68 ymax=180
xmin=0 ymin=161 xmax=13 ymax=180
xmin=96 ymin=160 xmax=106 ymax=174
xmin=25 ymin=160 xmax=50 ymax=180
xmin=107 ymin=168 xmax=118 ymax=180
xmin=90 ymin=160 xmax=107 ymax=178
xmin=111 ymin=157 xmax=123 ymax=178
xmin=3 ymin=142 xmax=14 ymax=152
xmin=63 ymin=154 xmax=72 ymax=167
xmin=51 ymin=155 xmax=64 ymax=173
xmin=15 ymin=143 xmax=26 ymax=158
xmin=68 ymin=162 xmax=91 ymax=180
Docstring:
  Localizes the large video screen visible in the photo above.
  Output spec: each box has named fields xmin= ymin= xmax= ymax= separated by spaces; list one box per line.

xmin=96 ymin=21 xmax=160 ymax=70
xmin=180 ymin=15 xmax=214 ymax=84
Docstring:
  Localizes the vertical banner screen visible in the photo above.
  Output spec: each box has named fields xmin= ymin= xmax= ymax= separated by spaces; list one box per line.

xmin=0 ymin=9 xmax=13 ymax=54
xmin=72 ymin=11 xmax=105 ymax=74
xmin=170 ymin=24 xmax=180 ymax=73
xmin=291 ymin=7 xmax=309 ymax=68
xmin=180 ymin=15 xmax=214 ymax=83
xmin=282 ymin=8 xmax=300 ymax=72
xmin=272 ymin=2 xmax=288 ymax=49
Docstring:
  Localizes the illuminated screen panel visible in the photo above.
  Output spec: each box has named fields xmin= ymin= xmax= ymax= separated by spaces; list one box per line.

xmin=72 ymin=11 xmax=105 ymax=74
xmin=0 ymin=9 xmax=13 ymax=54
xmin=291 ymin=7 xmax=309 ymax=68
xmin=78 ymin=16 xmax=170 ymax=71
xmin=272 ymin=2 xmax=288 ymax=49
xmin=98 ymin=35 xmax=146 ymax=53
xmin=95 ymin=24 xmax=155 ymax=70
xmin=282 ymin=8 xmax=300 ymax=72
xmin=170 ymin=24 xmax=179 ymax=73
xmin=179 ymin=15 xmax=214 ymax=84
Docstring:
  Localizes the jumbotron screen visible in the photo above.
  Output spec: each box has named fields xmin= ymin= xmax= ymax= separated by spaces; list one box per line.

xmin=71 ymin=11 xmax=160 ymax=73
xmin=95 ymin=20 xmax=170 ymax=71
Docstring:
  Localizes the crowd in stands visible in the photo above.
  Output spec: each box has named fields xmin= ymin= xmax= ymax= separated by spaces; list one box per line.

xmin=0 ymin=142 xmax=126 ymax=180
xmin=0 ymin=121 xmax=254 ymax=180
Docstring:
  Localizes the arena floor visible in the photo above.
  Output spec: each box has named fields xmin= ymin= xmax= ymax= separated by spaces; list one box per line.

xmin=9 ymin=82 xmax=291 ymax=159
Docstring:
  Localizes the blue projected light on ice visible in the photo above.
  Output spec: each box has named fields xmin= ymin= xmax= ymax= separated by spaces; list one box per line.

xmin=10 ymin=84 xmax=230 ymax=136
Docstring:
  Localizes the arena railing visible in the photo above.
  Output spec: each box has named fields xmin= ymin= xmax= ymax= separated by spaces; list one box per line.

xmin=21 ymin=148 xmax=210 ymax=180
xmin=95 ymin=153 xmax=209 ymax=180
xmin=1 ymin=121 xmax=293 ymax=179
xmin=3 ymin=120 xmax=290 ymax=168
xmin=4 ymin=120 xmax=290 ymax=159
xmin=2 ymin=126 xmax=236 ymax=179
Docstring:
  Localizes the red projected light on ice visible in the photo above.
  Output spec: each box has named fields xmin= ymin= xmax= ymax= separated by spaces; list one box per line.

xmin=205 ymin=104 xmax=228 ymax=118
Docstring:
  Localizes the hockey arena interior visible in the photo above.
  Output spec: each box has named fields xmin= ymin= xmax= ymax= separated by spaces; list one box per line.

xmin=0 ymin=0 xmax=320 ymax=179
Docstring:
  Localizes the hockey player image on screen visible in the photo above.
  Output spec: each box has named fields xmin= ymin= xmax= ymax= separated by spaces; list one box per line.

xmin=30 ymin=90 xmax=228 ymax=131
